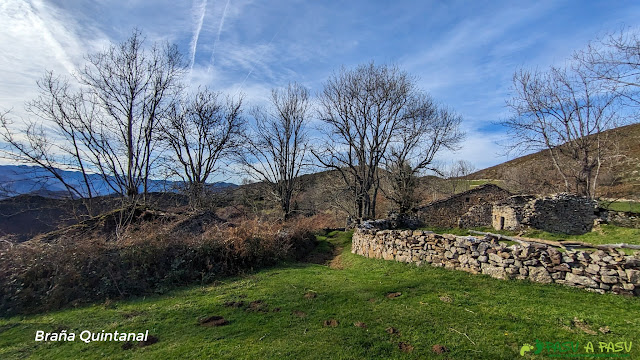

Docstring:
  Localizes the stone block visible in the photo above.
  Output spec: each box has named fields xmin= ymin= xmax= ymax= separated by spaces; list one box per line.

xmin=625 ymin=269 xmax=640 ymax=285
xmin=552 ymin=264 xmax=571 ymax=272
xmin=489 ymin=253 xmax=503 ymax=264
xmin=482 ymin=265 xmax=508 ymax=280
xmin=566 ymin=273 xmax=598 ymax=288
xmin=529 ymin=267 xmax=552 ymax=283
xmin=586 ymin=264 xmax=600 ymax=275
xmin=625 ymin=258 xmax=640 ymax=268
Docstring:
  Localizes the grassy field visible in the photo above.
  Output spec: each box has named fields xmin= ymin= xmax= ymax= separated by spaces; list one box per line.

xmin=468 ymin=179 xmax=505 ymax=189
xmin=1 ymin=231 xmax=639 ymax=359
xmin=422 ymin=225 xmax=640 ymax=247
xmin=600 ymin=201 xmax=640 ymax=214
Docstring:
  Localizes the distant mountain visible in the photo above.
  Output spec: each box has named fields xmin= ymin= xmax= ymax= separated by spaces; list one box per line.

xmin=0 ymin=165 xmax=237 ymax=199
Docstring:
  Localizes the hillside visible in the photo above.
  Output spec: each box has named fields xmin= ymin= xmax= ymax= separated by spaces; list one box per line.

xmin=466 ymin=123 xmax=640 ymax=199
xmin=2 ymin=231 xmax=639 ymax=359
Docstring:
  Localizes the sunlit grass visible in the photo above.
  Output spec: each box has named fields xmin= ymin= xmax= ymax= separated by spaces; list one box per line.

xmin=1 ymin=231 xmax=638 ymax=359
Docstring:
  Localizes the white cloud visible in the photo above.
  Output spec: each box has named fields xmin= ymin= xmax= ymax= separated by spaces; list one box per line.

xmin=0 ymin=0 xmax=107 ymax=115
xmin=188 ymin=0 xmax=208 ymax=70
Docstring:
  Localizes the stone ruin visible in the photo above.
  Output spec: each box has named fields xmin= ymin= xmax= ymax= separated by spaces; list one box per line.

xmin=414 ymin=184 xmax=512 ymax=228
xmin=492 ymin=193 xmax=598 ymax=235
xmin=416 ymin=186 xmax=603 ymax=235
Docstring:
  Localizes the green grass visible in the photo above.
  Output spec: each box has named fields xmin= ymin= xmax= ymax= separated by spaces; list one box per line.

xmin=1 ymin=231 xmax=639 ymax=359
xmin=423 ymin=225 xmax=640 ymax=248
xmin=520 ymin=225 xmax=640 ymax=246
xmin=468 ymin=179 xmax=505 ymax=188
xmin=600 ymin=201 xmax=640 ymax=214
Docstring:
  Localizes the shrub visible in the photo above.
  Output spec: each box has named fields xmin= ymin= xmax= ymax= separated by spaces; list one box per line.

xmin=0 ymin=217 xmax=315 ymax=315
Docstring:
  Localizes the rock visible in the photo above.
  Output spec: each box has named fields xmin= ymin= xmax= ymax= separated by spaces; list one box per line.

xmin=572 ymin=268 xmax=585 ymax=276
xmin=623 ymin=283 xmax=635 ymax=291
xmin=600 ymin=269 xmax=617 ymax=276
xmin=566 ymin=273 xmax=598 ymax=288
xmin=586 ymin=264 xmax=600 ymax=274
xmin=519 ymin=247 xmax=532 ymax=258
xmin=600 ymin=275 xmax=618 ymax=284
xmin=478 ymin=255 xmax=488 ymax=263
xmin=529 ymin=267 xmax=552 ymax=283
xmin=489 ymin=253 xmax=504 ymax=264
xmin=586 ymin=288 xmax=606 ymax=294
xmin=625 ymin=269 xmax=640 ymax=285
xmin=625 ymin=258 xmax=640 ymax=268
xmin=505 ymin=267 xmax=518 ymax=275
xmin=576 ymin=252 xmax=591 ymax=262
xmin=482 ymin=265 xmax=508 ymax=280
xmin=553 ymin=264 xmax=571 ymax=272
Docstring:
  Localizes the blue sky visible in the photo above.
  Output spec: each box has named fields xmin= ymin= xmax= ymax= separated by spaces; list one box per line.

xmin=1 ymin=0 xmax=640 ymax=175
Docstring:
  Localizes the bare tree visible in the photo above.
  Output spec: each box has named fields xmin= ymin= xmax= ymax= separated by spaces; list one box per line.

xmin=444 ymin=159 xmax=476 ymax=195
xmin=1 ymin=30 xmax=186 ymax=231
xmin=314 ymin=62 xmax=462 ymax=220
xmin=384 ymin=102 xmax=464 ymax=213
xmin=503 ymin=64 xmax=621 ymax=198
xmin=162 ymin=88 xmax=244 ymax=208
xmin=76 ymin=29 xmax=186 ymax=200
xmin=574 ymin=29 xmax=640 ymax=107
xmin=0 ymin=94 xmax=98 ymax=216
xmin=241 ymin=83 xmax=311 ymax=219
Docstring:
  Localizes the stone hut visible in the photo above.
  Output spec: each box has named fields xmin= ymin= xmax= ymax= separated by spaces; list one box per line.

xmin=415 ymin=184 xmax=512 ymax=228
xmin=492 ymin=193 xmax=598 ymax=235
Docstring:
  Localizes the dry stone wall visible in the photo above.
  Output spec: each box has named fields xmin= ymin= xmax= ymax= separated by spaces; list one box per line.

xmin=458 ymin=203 xmax=493 ymax=228
xmin=601 ymin=210 xmax=640 ymax=229
xmin=352 ymin=224 xmax=640 ymax=296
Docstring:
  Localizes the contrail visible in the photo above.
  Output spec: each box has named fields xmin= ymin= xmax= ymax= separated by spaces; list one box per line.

xmin=235 ymin=26 xmax=282 ymax=95
xmin=208 ymin=0 xmax=230 ymax=72
xmin=188 ymin=0 xmax=207 ymax=71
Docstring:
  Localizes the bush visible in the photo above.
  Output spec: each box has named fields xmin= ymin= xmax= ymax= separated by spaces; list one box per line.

xmin=0 ymin=218 xmax=315 ymax=315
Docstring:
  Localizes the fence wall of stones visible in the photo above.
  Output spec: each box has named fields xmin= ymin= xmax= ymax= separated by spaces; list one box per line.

xmin=352 ymin=226 xmax=640 ymax=296
xmin=602 ymin=211 xmax=640 ymax=229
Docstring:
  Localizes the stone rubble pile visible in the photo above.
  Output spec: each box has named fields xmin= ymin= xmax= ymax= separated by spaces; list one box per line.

xmin=352 ymin=225 xmax=640 ymax=296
